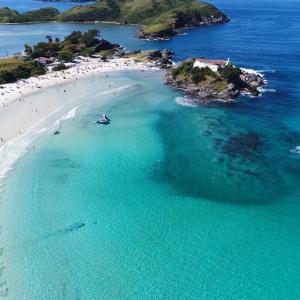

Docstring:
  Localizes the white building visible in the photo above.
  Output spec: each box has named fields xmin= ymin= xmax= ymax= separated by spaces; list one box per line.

xmin=193 ymin=58 xmax=230 ymax=72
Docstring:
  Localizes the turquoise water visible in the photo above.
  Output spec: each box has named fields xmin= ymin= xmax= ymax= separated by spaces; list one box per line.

xmin=1 ymin=0 xmax=300 ymax=298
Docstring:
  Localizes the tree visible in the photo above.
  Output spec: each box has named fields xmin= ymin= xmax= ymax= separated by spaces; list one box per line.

xmin=82 ymin=29 xmax=100 ymax=47
xmin=191 ymin=67 xmax=205 ymax=84
xmin=24 ymin=44 xmax=33 ymax=57
xmin=55 ymin=37 xmax=60 ymax=43
xmin=31 ymin=41 xmax=60 ymax=58
xmin=58 ymin=50 xmax=75 ymax=62
xmin=65 ymin=31 xmax=83 ymax=44
xmin=32 ymin=42 xmax=50 ymax=58
xmin=46 ymin=35 xmax=53 ymax=43
xmin=52 ymin=63 xmax=68 ymax=71
xmin=219 ymin=64 xmax=242 ymax=85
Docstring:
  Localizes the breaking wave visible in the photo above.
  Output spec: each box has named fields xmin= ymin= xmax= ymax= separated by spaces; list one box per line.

xmin=0 ymin=105 xmax=83 ymax=194
xmin=290 ymin=146 xmax=300 ymax=154
xmin=175 ymin=97 xmax=199 ymax=107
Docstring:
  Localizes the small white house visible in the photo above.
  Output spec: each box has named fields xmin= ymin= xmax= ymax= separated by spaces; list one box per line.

xmin=193 ymin=58 xmax=230 ymax=72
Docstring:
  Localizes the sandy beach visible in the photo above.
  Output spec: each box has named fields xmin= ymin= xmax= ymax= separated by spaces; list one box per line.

xmin=0 ymin=57 xmax=158 ymax=144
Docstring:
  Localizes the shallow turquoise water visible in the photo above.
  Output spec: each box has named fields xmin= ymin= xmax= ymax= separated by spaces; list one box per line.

xmin=1 ymin=0 xmax=300 ymax=298
xmin=1 ymin=71 xmax=300 ymax=299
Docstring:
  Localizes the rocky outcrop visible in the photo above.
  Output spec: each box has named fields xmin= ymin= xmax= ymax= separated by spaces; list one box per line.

xmin=137 ymin=14 xmax=230 ymax=40
xmin=128 ymin=49 xmax=174 ymax=69
xmin=147 ymin=49 xmax=174 ymax=69
xmin=165 ymin=65 xmax=265 ymax=103
xmin=95 ymin=39 xmax=119 ymax=52
xmin=136 ymin=27 xmax=175 ymax=41
xmin=239 ymin=71 xmax=265 ymax=96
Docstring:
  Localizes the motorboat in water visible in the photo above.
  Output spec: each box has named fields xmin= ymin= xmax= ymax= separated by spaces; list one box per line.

xmin=97 ymin=114 xmax=110 ymax=125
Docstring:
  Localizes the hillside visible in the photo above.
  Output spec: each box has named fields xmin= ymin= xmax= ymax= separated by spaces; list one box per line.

xmin=0 ymin=7 xmax=59 ymax=23
xmin=0 ymin=0 xmax=229 ymax=39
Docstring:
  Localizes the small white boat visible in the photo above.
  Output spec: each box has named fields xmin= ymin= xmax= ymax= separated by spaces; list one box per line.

xmin=97 ymin=114 xmax=110 ymax=125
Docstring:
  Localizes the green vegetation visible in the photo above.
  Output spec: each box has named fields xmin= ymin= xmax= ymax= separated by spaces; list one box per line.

xmin=58 ymin=50 xmax=75 ymax=62
xmin=58 ymin=0 xmax=228 ymax=38
xmin=219 ymin=64 xmax=243 ymax=85
xmin=0 ymin=58 xmax=46 ymax=84
xmin=52 ymin=63 xmax=68 ymax=71
xmin=0 ymin=29 xmax=119 ymax=85
xmin=24 ymin=29 xmax=117 ymax=60
xmin=170 ymin=60 xmax=243 ymax=90
xmin=0 ymin=0 xmax=228 ymax=39
xmin=0 ymin=7 xmax=18 ymax=22
xmin=0 ymin=7 xmax=59 ymax=23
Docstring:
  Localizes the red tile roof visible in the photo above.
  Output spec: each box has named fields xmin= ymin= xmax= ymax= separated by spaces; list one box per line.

xmin=195 ymin=58 xmax=227 ymax=65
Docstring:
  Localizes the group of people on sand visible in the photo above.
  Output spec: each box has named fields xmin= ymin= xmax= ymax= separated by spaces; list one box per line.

xmin=1 ymin=57 xmax=151 ymax=104
xmin=0 ymin=58 xmax=153 ymax=147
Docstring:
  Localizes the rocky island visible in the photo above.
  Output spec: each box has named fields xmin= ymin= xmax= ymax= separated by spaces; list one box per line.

xmin=0 ymin=0 xmax=229 ymax=40
xmin=165 ymin=58 xmax=265 ymax=103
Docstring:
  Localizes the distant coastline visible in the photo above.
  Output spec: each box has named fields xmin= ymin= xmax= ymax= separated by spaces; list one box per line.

xmin=0 ymin=0 xmax=230 ymax=40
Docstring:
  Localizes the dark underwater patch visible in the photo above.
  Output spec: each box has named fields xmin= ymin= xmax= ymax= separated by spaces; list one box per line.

xmin=154 ymin=104 xmax=300 ymax=205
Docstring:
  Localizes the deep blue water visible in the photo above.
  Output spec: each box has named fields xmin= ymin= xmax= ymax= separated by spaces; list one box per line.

xmin=0 ymin=0 xmax=94 ymax=12
xmin=1 ymin=0 xmax=300 ymax=298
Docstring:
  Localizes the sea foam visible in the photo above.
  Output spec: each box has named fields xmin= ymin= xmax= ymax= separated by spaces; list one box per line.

xmin=175 ymin=97 xmax=199 ymax=108
xmin=0 ymin=105 xmax=83 ymax=194
xmin=54 ymin=104 xmax=83 ymax=126
xmin=290 ymin=146 xmax=300 ymax=154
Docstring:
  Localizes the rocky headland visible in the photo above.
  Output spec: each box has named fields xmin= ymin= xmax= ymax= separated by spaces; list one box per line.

xmin=165 ymin=59 xmax=265 ymax=103
xmin=0 ymin=0 xmax=229 ymax=40
xmin=137 ymin=14 xmax=229 ymax=40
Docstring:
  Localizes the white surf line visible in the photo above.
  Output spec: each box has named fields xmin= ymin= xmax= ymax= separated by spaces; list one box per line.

xmin=96 ymin=84 xmax=133 ymax=96
xmin=0 ymin=104 xmax=66 ymax=192
xmin=0 ymin=90 xmax=94 ymax=192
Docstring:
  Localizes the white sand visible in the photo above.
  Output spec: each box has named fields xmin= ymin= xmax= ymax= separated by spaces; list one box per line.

xmin=0 ymin=57 xmax=158 ymax=144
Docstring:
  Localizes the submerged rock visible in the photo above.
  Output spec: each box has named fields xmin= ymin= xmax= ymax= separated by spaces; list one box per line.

xmin=223 ymin=132 xmax=261 ymax=158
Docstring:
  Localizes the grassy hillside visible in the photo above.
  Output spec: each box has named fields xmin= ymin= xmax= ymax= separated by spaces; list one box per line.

xmin=0 ymin=7 xmax=19 ymax=22
xmin=0 ymin=0 xmax=229 ymax=38
xmin=58 ymin=0 xmax=229 ymax=38
xmin=0 ymin=7 xmax=59 ymax=23
xmin=0 ymin=58 xmax=46 ymax=84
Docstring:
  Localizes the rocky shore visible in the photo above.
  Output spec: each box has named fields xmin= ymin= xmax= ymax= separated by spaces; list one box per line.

xmin=137 ymin=14 xmax=229 ymax=40
xmin=127 ymin=49 xmax=174 ymax=69
xmin=165 ymin=60 xmax=265 ymax=103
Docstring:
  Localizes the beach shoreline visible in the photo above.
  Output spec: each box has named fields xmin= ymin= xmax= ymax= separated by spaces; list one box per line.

xmin=0 ymin=57 xmax=159 ymax=144
xmin=0 ymin=58 xmax=161 ymax=195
